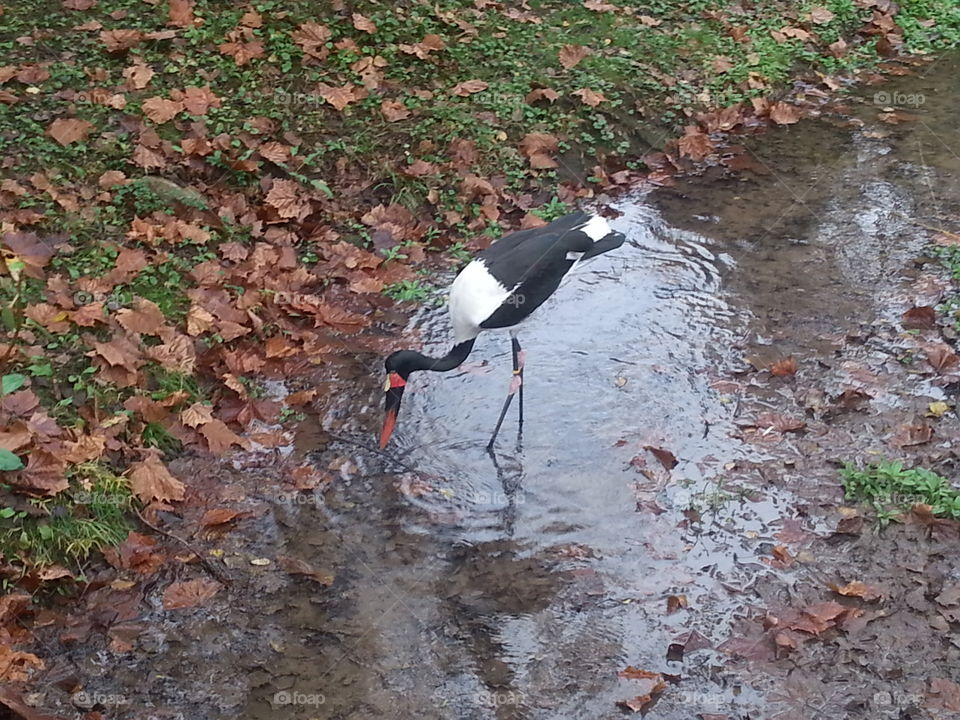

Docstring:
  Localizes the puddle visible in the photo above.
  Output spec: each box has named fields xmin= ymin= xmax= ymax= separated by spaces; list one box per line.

xmin=34 ymin=55 xmax=960 ymax=720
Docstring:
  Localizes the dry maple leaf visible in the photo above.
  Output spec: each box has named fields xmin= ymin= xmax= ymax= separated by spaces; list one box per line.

xmin=616 ymin=667 xmax=666 ymax=713
xmin=47 ymin=118 xmax=94 ymax=146
xmin=142 ymin=96 xmax=183 ymax=123
xmin=769 ymin=101 xmax=802 ymax=125
xmin=180 ymin=402 xmax=213 ymax=428
xmin=808 ymin=6 xmax=835 ymax=23
xmin=352 ymin=12 xmax=376 ymax=34
xmin=265 ymin=178 xmax=308 ymax=219
xmin=525 ymin=87 xmax=559 ymax=104
xmin=200 ymin=419 xmax=245 ymax=455
xmin=146 ymin=335 xmax=196 ymax=374
xmin=167 ymin=0 xmax=195 ymax=27
xmin=399 ymin=33 xmax=446 ymax=59
xmin=559 ymin=44 xmax=590 ymax=69
xmin=128 ymin=453 xmax=185 ymax=503
xmin=902 ymin=305 xmax=936 ymax=330
xmin=175 ymin=85 xmax=221 ymax=115
xmin=830 ymin=580 xmax=883 ymax=601
xmin=162 ymin=577 xmax=221 ymax=610
xmin=100 ymin=28 xmax=143 ymax=52
xmin=132 ymin=143 xmax=167 ymax=170
xmin=770 ymin=356 xmax=798 ymax=376
xmin=122 ymin=62 xmax=154 ymax=90
xmin=116 ymin=297 xmax=167 ymax=336
xmin=218 ymin=39 xmax=264 ymax=66
xmin=518 ymin=132 xmax=559 ymax=169
xmin=380 ymin=99 xmax=410 ymax=122
xmin=317 ymin=82 xmax=366 ymax=111
xmin=451 ymin=79 xmax=489 ymax=96
xmin=572 ymin=87 xmax=606 ymax=107
xmin=2 ymin=232 xmax=54 ymax=279
xmin=584 ymin=0 xmax=617 ymax=11
xmin=278 ymin=554 xmax=335 ymax=585
xmin=677 ymin=127 xmax=713 ymax=160
xmin=63 ymin=0 xmax=96 ymax=8
xmin=292 ymin=22 xmax=331 ymax=59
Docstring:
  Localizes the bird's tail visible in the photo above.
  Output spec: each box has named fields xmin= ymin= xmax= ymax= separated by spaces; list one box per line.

xmin=581 ymin=230 xmax=626 ymax=261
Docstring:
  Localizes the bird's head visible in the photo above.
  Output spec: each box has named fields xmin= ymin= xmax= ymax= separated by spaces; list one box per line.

xmin=379 ymin=351 xmax=420 ymax=449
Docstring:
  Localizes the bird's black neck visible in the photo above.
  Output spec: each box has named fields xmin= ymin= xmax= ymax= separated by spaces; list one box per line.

xmin=410 ymin=339 xmax=476 ymax=373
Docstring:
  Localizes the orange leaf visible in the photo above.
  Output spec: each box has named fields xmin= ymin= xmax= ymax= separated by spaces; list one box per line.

xmin=559 ymin=44 xmax=590 ymax=69
xmin=352 ymin=12 xmax=377 ymax=34
xmin=47 ymin=118 xmax=94 ymax=146
xmin=162 ymin=577 xmax=221 ymax=610
xmin=128 ymin=453 xmax=185 ymax=503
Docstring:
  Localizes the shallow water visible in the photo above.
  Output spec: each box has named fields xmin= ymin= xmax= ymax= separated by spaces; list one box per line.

xmin=252 ymin=54 xmax=960 ymax=720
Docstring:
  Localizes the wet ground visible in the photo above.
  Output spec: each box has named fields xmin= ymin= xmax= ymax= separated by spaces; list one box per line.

xmin=25 ymin=55 xmax=960 ymax=720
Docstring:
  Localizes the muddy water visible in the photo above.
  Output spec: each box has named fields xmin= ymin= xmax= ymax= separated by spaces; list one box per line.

xmin=230 ymin=57 xmax=960 ymax=720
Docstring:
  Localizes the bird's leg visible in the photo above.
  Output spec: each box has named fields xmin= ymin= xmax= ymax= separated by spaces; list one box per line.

xmin=487 ymin=337 xmax=524 ymax=450
xmin=513 ymin=336 xmax=524 ymax=430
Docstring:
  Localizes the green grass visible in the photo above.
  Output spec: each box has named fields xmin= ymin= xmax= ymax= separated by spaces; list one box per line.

xmin=841 ymin=460 xmax=960 ymax=525
xmin=0 ymin=462 xmax=133 ymax=569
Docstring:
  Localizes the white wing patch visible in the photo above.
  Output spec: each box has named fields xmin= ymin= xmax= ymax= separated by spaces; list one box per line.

xmin=448 ymin=259 xmax=511 ymax=343
xmin=578 ymin=213 xmax=613 ymax=241
xmin=565 ymin=251 xmax=584 ymax=261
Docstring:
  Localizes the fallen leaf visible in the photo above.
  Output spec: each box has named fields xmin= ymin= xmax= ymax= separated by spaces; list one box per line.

xmin=769 ymin=101 xmax=802 ymax=125
xmin=902 ymin=305 xmax=936 ymax=330
xmin=162 ymin=577 xmax=221 ymax=609
xmin=770 ymin=357 xmax=798 ymax=376
xmin=352 ymin=12 xmax=376 ymax=34
xmin=277 ymin=555 xmax=334 ymax=585
xmin=518 ymin=132 xmax=559 ymax=169
xmin=451 ymin=79 xmax=489 ymax=96
xmin=830 ymin=580 xmax=883 ymax=601
xmin=559 ymin=44 xmax=590 ymax=69
xmin=47 ymin=118 xmax=94 ymax=145
xmin=128 ymin=453 xmax=185 ymax=503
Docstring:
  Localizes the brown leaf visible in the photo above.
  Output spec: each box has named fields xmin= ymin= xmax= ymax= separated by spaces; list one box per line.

xmin=398 ymin=33 xmax=445 ymax=59
xmin=352 ymin=12 xmax=376 ymax=34
xmin=162 ymin=577 xmax=221 ymax=610
xmin=218 ymin=40 xmax=264 ymax=66
xmin=180 ymin=402 xmax=213 ymax=428
xmin=116 ymin=297 xmax=167 ymax=335
xmin=316 ymin=82 xmax=366 ymax=111
xmin=2 ymin=232 xmax=54 ymax=279
xmin=769 ymin=101 xmax=802 ymax=125
xmin=200 ymin=507 xmax=243 ymax=527
xmin=199 ymin=419 xmax=246 ymax=455
xmin=643 ymin=445 xmax=677 ymax=470
xmin=176 ymin=85 xmax=220 ymax=115
xmin=380 ymin=99 xmax=410 ymax=122
xmin=47 ymin=118 xmax=94 ymax=146
xmin=830 ymin=580 xmax=883 ymax=602
xmin=100 ymin=28 xmax=143 ymax=52
xmin=518 ymin=132 xmax=559 ymax=169
xmin=808 ymin=6 xmax=835 ymax=23
xmin=142 ymin=96 xmax=183 ymax=123
xmin=292 ymin=22 xmax=331 ymax=59
xmin=572 ymin=87 xmax=607 ymax=107
xmin=525 ymin=87 xmax=560 ymax=104
xmin=770 ymin=356 xmax=798 ymax=376
xmin=890 ymin=422 xmax=932 ymax=447
xmin=128 ymin=453 xmax=185 ymax=503
xmin=265 ymin=178 xmax=308 ymax=219
xmin=63 ymin=0 xmax=96 ymax=8
xmin=927 ymin=678 xmax=960 ymax=712
xmin=277 ymin=555 xmax=334 ymax=585
xmin=616 ymin=667 xmax=666 ymax=713
xmin=559 ymin=44 xmax=590 ymax=69
xmin=167 ymin=0 xmax=195 ymax=27
xmin=451 ymin=79 xmax=489 ymax=96
xmin=677 ymin=127 xmax=713 ymax=161
xmin=902 ymin=305 xmax=936 ymax=330
xmin=925 ymin=343 xmax=960 ymax=373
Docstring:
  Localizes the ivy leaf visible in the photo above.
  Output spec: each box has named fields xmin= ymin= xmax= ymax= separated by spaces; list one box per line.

xmin=0 ymin=449 xmax=24 ymax=471
xmin=1 ymin=373 xmax=26 ymax=395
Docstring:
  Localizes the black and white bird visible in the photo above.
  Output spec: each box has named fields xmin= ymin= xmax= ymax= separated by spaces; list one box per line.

xmin=379 ymin=210 xmax=625 ymax=449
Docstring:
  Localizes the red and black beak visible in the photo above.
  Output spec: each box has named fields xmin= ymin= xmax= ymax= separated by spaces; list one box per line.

xmin=378 ymin=373 xmax=406 ymax=449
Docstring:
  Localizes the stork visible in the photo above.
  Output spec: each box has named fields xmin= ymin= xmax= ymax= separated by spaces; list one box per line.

xmin=379 ymin=210 xmax=625 ymax=450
